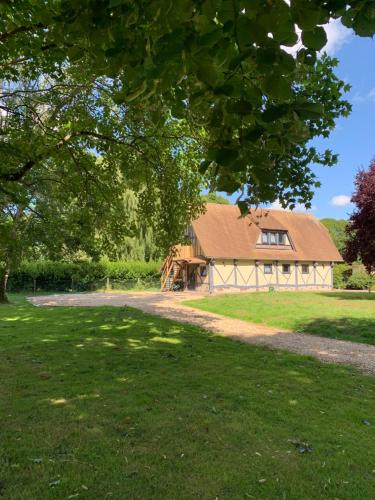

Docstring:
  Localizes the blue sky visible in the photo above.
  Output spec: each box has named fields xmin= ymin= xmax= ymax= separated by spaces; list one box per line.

xmin=309 ymin=26 xmax=375 ymax=220
xmin=226 ymin=22 xmax=375 ymax=220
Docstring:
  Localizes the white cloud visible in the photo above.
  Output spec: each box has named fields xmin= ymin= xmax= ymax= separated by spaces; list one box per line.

xmin=323 ymin=18 xmax=353 ymax=55
xmin=270 ymin=200 xmax=317 ymax=212
xmin=353 ymin=87 xmax=375 ymax=103
xmin=282 ymin=18 xmax=353 ymax=57
xmin=330 ymin=195 xmax=351 ymax=207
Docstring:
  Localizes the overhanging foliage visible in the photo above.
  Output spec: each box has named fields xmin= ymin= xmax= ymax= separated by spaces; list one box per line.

xmin=1 ymin=0 xmax=373 ymax=209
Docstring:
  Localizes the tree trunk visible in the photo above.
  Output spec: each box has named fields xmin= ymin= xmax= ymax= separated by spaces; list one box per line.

xmin=0 ymin=268 xmax=9 ymax=303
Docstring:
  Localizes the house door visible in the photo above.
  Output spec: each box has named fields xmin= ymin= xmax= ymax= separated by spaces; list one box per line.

xmin=187 ymin=265 xmax=197 ymax=290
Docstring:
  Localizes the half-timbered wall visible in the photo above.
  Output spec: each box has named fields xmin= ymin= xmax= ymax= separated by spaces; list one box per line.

xmin=209 ymin=259 xmax=333 ymax=291
xmin=194 ymin=264 xmax=210 ymax=290
xmin=173 ymin=227 xmax=334 ymax=292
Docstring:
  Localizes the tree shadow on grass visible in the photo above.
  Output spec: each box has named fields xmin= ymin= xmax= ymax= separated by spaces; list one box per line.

xmin=295 ymin=316 xmax=375 ymax=345
xmin=318 ymin=292 xmax=375 ymax=301
xmin=4 ymin=296 xmax=375 ymax=499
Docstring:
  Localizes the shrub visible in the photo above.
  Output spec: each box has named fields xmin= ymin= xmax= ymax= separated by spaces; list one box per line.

xmin=104 ymin=260 xmax=160 ymax=280
xmin=346 ymin=271 xmax=374 ymax=290
xmin=333 ymin=263 xmax=351 ymax=289
xmin=8 ymin=260 xmax=161 ymax=292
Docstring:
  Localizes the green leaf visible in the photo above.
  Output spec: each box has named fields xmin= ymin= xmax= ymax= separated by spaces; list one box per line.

xmin=295 ymin=102 xmax=324 ymax=119
xmin=302 ymin=27 xmax=327 ymax=51
xmin=209 ymin=107 xmax=224 ymax=128
xmin=237 ymin=200 xmax=249 ymax=215
xmin=256 ymin=48 xmax=277 ymax=66
xmin=112 ymin=91 xmax=126 ymax=105
xmin=109 ymin=0 xmax=127 ymax=7
xmin=262 ymin=104 xmax=289 ymax=122
xmin=353 ymin=5 xmax=375 ymax=37
xmin=236 ymin=16 xmax=266 ymax=48
xmin=243 ymin=126 xmax=264 ymax=142
xmin=228 ymin=48 xmax=253 ymax=71
xmin=216 ymin=148 xmax=239 ymax=167
xmin=199 ymin=160 xmax=211 ymax=174
xmin=216 ymin=175 xmax=241 ymax=194
xmin=278 ymin=51 xmax=296 ymax=74
xmin=290 ymin=1 xmax=329 ymax=30
xmin=263 ymin=75 xmax=292 ymax=101
xmin=296 ymin=48 xmax=317 ymax=66
xmin=274 ymin=30 xmax=298 ymax=47
xmin=197 ymin=63 xmax=219 ymax=88
xmin=198 ymin=29 xmax=223 ymax=48
xmin=213 ymin=83 xmax=235 ymax=96
xmin=226 ymin=99 xmax=253 ymax=115
xmin=67 ymin=46 xmax=85 ymax=62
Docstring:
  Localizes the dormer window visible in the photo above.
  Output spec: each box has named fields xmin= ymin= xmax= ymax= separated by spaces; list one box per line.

xmin=261 ymin=231 xmax=287 ymax=246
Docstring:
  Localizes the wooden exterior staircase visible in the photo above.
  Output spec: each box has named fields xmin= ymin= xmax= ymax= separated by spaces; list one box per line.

xmin=160 ymin=245 xmax=193 ymax=292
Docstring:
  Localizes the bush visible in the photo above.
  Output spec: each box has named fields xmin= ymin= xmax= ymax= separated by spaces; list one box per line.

xmin=104 ymin=260 xmax=161 ymax=280
xmin=333 ymin=263 xmax=351 ymax=289
xmin=346 ymin=271 xmax=374 ymax=290
xmin=8 ymin=260 xmax=161 ymax=292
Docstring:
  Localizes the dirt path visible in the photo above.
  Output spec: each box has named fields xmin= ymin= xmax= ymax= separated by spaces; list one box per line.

xmin=29 ymin=292 xmax=375 ymax=375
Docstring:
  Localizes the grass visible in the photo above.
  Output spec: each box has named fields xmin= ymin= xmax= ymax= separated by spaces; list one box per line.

xmin=184 ymin=291 xmax=375 ymax=345
xmin=1 ymin=295 xmax=375 ymax=499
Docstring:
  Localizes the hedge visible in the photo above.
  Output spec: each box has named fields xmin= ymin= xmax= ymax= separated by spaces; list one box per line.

xmin=345 ymin=271 xmax=374 ymax=291
xmin=8 ymin=260 xmax=162 ymax=292
xmin=333 ymin=262 xmax=374 ymax=290
xmin=333 ymin=263 xmax=351 ymax=289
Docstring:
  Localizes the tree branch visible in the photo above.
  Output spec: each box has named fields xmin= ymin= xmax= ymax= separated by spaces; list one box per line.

xmin=0 ymin=23 xmax=46 ymax=43
xmin=0 ymin=133 xmax=73 ymax=182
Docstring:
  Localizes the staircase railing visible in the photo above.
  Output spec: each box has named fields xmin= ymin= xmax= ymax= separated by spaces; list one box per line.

xmin=160 ymin=255 xmax=174 ymax=291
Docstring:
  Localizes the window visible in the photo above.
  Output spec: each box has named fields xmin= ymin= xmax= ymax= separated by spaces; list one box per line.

xmin=269 ymin=232 xmax=277 ymax=245
xmin=282 ymin=264 xmax=291 ymax=274
xmin=264 ymin=264 xmax=273 ymax=274
xmin=260 ymin=231 xmax=288 ymax=246
xmin=278 ymin=232 xmax=286 ymax=245
xmin=302 ymin=264 xmax=309 ymax=274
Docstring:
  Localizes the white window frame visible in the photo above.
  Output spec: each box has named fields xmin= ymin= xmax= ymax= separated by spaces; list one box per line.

xmin=278 ymin=233 xmax=286 ymax=245
xmin=262 ymin=232 xmax=269 ymax=244
xmin=264 ymin=264 xmax=273 ymax=274
xmin=260 ymin=231 xmax=288 ymax=246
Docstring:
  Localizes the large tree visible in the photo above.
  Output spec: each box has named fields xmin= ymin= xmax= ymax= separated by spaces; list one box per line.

xmin=0 ymin=76 xmax=203 ymax=301
xmin=345 ymin=160 xmax=375 ymax=274
xmin=321 ymin=218 xmax=348 ymax=255
xmin=201 ymin=192 xmax=230 ymax=205
xmin=1 ymin=1 xmax=373 ymax=212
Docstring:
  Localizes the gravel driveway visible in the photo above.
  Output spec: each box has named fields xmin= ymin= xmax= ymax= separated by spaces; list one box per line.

xmin=29 ymin=291 xmax=375 ymax=375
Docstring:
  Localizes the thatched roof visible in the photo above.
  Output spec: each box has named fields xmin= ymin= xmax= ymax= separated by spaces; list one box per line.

xmin=192 ymin=204 xmax=343 ymax=262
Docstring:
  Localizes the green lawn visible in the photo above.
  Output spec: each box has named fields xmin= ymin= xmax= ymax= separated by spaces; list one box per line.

xmin=1 ymin=295 xmax=375 ymax=499
xmin=184 ymin=291 xmax=375 ymax=345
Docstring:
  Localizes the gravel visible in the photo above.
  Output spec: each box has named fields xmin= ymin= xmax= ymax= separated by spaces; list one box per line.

xmin=29 ymin=291 xmax=375 ymax=375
